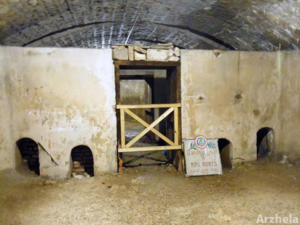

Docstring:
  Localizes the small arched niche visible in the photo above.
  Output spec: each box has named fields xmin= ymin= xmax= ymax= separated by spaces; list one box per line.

xmin=71 ymin=145 xmax=94 ymax=177
xmin=218 ymin=138 xmax=232 ymax=169
xmin=16 ymin=138 xmax=40 ymax=175
xmin=257 ymin=127 xmax=274 ymax=160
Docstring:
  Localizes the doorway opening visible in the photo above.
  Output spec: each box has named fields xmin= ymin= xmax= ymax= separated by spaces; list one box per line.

xmin=218 ymin=138 xmax=232 ymax=169
xmin=115 ymin=61 xmax=181 ymax=170
xmin=257 ymin=127 xmax=274 ymax=160
xmin=16 ymin=138 xmax=40 ymax=175
xmin=71 ymin=145 xmax=94 ymax=177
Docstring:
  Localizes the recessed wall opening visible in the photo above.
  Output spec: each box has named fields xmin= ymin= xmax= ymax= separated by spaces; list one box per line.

xmin=218 ymin=138 xmax=232 ymax=169
xmin=16 ymin=138 xmax=40 ymax=175
xmin=115 ymin=61 xmax=181 ymax=169
xmin=257 ymin=127 xmax=274 ymax=160
xmin=71 ymin=145 xmax=94 ymax=177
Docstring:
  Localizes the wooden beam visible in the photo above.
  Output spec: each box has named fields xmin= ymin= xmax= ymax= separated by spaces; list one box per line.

xmin=114 ymin=64 xmax=120 ymax=104
xmin=119 ymin=145 xmax=182 ymax=152
xmin=125 ymin=107 xmax=174 ymax=148
xmin=114 ymin=60 xmax=179 ymax=68
xmin=120 ymin=108 xmax=125 ymax=148
xmin=174 ymin=107 xmax=179 ymax=145
xmin=176 ymin=150 xmax=183 ymax=173
xmin=176 ymin=64 xmax=182 ymax=145
xmin=120 ymin=75 xmax=154 ymax=80
xmin=117 ymin=103 xmax=181 ymax=109
xmin=115 ymin=63 xmax=121 ymax=149
xmin=124 ymin=108 xmax=175 ymax=146
xmin=118 ymin=153 xmax=123 ymax=173
xmin=37 ymin=142 xmax=59 ymax=165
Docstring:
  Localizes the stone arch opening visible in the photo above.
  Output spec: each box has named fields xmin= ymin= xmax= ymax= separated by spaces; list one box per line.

xmin=218 ymin=138 xmax=232 ymax=169
xmin=16 ymin=138 xmax=40 ymax=175
xmin=257 ymin=127 xmax=274 ymax=160
xmin=71 ymin=145 xmax=94 ymax=177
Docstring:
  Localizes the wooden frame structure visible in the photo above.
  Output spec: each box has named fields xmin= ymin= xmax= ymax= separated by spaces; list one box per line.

xmin=116 ymin=103 xmax=181 ymax=152
xmin=114 ymin=60 xmax=183 ymax=172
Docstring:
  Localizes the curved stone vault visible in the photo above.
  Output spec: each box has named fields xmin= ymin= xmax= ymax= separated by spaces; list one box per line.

xmin=0 ymin=0 xmax=299 ymax=50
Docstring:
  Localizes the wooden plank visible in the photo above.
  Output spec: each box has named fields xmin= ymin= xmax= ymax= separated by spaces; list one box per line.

xmin=120 ymin=108 xmax=125 ymax=148
xmin=119 ymin=145 xmax=182 ymax=152
xmin=125 ymin=107 xmax=174 ymax=148
xmin=37 ymin=142 xmax=59 ymax=165
xmin=114 ymin=63 xmax=121 ymax=148
xmin=176 ymin=64 xmax=181 ymax=102
xmin=113 ymin=60 xmax=179 ymax=68
xmin=114 ymin=64 xmax=120 ymax=104
xmin=120 ymin=75 xmax=154 ymax=80
xmin=118 ymin=153 xmax=123 ymax=173
xmin=124 ymin=108 xmax=175 ymax=146
xmin=174 ymin=107 xmax=179 ymax=145
xmin=177 ymin=150 xmax=183 ymax=173
xmin=117 ymin=103 xmax=181 ymax=109
xmin=176 ymin=64 xmax=182 ymax=145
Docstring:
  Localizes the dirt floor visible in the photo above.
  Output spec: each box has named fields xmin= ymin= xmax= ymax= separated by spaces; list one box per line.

xmin=0 ymin=160 xmax=299 ymax=225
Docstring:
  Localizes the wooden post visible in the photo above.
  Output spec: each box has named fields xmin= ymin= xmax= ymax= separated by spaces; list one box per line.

xmin=118 ymin=152 xmax=123 ymax=173
xmin=174 ymin=106 xmax=179 ymax=145
xmin=177 ymin=150 xmax=183 ymax=173
xmin=120 ymin=108 xmax=125 ymax=148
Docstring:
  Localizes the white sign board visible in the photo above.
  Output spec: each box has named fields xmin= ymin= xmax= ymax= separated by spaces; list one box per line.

xmin=184 ymin=139 xmax=222 ymax=176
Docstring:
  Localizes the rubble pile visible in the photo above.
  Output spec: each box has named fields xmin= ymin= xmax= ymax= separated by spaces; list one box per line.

xmin=113 ymin=42 xmax=180 ymax=62
xmin=72 ymin=161 xmax=90 ymax=178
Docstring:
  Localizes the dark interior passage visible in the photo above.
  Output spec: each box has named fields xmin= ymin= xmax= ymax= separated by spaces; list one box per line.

xmin=257 ymin=128 xmax=274 ymax=160
xmin=118 ymin=67 xmax=178 ymax=147
xmin=71 ymin=145 xmax=94 ymax=176
xmin=116 ymin=64 xmax=180 ymax=168
xmin=218 ymin=138 xmax=232 ymax=169
xmin=16 ymin=138 xmax=40 ymax=175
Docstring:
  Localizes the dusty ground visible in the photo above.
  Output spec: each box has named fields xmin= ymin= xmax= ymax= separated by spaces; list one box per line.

xmin=0 ymin=160 xmax=299 ymax=225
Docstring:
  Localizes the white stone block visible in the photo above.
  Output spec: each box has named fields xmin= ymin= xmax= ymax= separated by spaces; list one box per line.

xmin=135 ymin=51 xmax=146 ymax=61
xmin=174 ymin=47 xmax=180 ymax=56
xmin=112 ymin=46 xmax=128 ymax=60
xmin=147 ymin=49 xmax=169 ymax=61
xmin=168 ymin=49 xmax=174 ymax=57
xmin=128 ymin=46 xmax=134 ymax=61
xmin=168 ymin=56 xmax=179 ymax=61
xmin=134 ymin=46 xmax=147 ymax=54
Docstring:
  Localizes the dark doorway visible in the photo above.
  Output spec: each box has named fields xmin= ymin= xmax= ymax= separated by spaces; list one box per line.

xmin=119 ymin=68 xmax=178 ymax=146
xmin=257 ymin=128 xmax=274 ymax=160
xmin=218 ymin=138 xmax=232 ymax=169
xmin=16 ymin=138 xmax=40 ymax=175
xmin=71 ymin=145 xmax=94 ymax=176
xmin=115 ymin=61 xmax=181 ymax=169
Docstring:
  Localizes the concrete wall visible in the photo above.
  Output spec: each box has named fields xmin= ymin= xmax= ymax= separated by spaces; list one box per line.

xmin=0 ymin=47 xmax=299 ymax=176
xmin=0 ymin=50 xmax=14 ymax=169
xmin=181 ymin=50 xmax=300 ymax=163
xmin=278 ymin=51 xmax=300 ymax=159
xmin=0 ymin=46 xmax=117 ymax=178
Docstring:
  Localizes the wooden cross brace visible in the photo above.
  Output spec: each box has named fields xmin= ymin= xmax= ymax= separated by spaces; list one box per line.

xmin=124 ymin=107 xmax=175 ymax=148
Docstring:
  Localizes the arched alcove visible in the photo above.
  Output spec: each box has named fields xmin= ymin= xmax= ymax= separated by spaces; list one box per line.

xmin=257 ymin=127 xmax=274 ymax=160
xmin=16 ymin=138 xmax=40 ymax=175
xmin=71 ymin=145 xmax=94 ymax=177
xmin=218 ymin=138 xmax=232 ymax=169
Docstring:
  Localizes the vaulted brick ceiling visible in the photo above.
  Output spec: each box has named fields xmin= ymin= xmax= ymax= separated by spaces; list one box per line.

xmin=0 ymin=0 xmax=299 ymax=50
